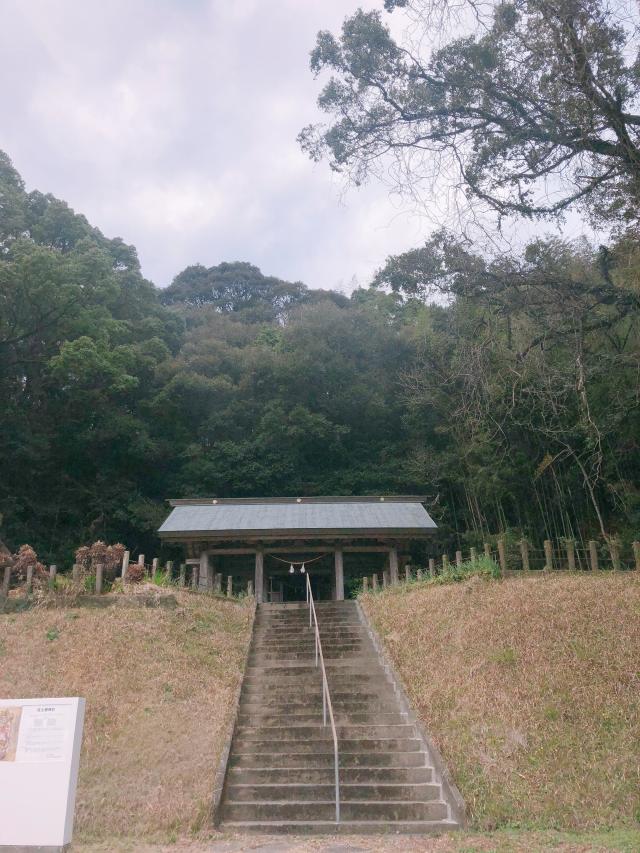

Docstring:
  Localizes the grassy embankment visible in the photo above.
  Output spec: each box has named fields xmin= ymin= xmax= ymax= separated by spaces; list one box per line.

xmin=362 ymin=567 xmax=640 ymax=834
xmin=0 ymin=589 xmax=253 ymax=842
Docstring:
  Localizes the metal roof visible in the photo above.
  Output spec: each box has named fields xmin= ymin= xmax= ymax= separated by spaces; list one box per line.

xmin=158 ymin=496 xmax=436 ymax=539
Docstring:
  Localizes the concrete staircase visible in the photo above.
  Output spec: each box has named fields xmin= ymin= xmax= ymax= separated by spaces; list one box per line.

xmin=217 ymin=600 xmax=462 ymax=833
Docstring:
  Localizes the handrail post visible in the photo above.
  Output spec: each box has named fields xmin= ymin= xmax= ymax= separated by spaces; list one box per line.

xmin=306 ymin=572 xmax=340 ymax=823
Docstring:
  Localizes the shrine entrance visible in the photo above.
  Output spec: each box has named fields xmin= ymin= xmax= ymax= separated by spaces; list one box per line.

xmin=265 ymin=553 xmax=333 ymax=602
xmin=158 ymin=496 xmax=437 ymax=603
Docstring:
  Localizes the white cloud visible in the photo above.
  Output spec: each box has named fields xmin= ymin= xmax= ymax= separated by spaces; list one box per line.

xmin=1 ymin=0 xmax=566 ymax=294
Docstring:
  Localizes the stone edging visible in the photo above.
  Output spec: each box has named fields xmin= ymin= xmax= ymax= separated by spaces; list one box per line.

xmin=355 ymin=598 xmax=467 ymax=827
xmin=210 ymin=596 xmax=257 ymax=825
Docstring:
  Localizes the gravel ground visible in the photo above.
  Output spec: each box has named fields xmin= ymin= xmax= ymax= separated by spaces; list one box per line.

xmin=75 ymin=827 xmax=640 ymax=853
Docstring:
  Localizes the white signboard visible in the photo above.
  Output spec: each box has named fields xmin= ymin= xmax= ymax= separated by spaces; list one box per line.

xmin=0 ymin=697 xmax=85 ymax=849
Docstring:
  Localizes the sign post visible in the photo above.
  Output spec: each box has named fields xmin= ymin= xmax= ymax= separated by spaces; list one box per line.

xmin=0 ymin=697 xmax=85 ymax=851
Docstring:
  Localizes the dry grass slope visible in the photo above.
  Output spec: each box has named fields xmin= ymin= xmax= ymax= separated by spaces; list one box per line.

xmin=0 ymin=590 xmax=253 ymax=841
xmin=363 ymin=573 xmax=640 ymax=831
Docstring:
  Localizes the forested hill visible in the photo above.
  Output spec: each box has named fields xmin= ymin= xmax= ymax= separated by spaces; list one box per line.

xmin=1 ymin=149 xmax=639 ymax=562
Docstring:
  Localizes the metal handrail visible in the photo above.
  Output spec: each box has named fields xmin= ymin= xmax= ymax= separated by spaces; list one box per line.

xmin=306 ymin=574 xmax=340 ymax=823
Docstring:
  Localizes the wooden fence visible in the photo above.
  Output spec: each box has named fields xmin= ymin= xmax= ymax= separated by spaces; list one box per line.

xmin=0 ymin=549 xmax=252 ymax=601
xmin=360 ymin=535 xmax=640 ymax=592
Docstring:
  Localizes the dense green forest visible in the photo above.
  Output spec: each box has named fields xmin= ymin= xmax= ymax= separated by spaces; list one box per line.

xmin=2 ymin=0 xmax=640 ymax=563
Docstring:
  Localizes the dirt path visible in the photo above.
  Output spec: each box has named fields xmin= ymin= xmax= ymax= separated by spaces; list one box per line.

xmin=75 ymin=827 xmax=640 ymax=853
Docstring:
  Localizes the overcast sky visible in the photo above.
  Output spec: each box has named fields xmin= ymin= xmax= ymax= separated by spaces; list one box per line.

xmin=0 ymin=0 xmax=440 ymax=292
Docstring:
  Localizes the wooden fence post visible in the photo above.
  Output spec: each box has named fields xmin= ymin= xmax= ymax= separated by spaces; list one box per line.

xmin=609 ymin=538 xmax=621 ymax=571
xmin=247 ymin=579 xmax=253 ymax=596
xmin=633 ymin=541 xmax=640 ymax=572
xmin=405 ymin=565 xmax=411 ymax=582
xmin=484 ymin=542 xmax=491 ymax=559
xmin=72 ymin=563 xmax=80 ymax=584
xmin=121 ymin=550 xmax=130 ymax=579
xmin=428 ymin=558 xmax=435 ymax=577
xmin=442 ymin=554 xmax=449 ymax=572
xmin=470 ymin=547 xmax=477 ymax=564
xmin=179 ymin=564 xmax=186 ymax=587
xmin=191 ymin=564 xmax=198 ymax=590
xmin=520 ymin=539 xmax=530 ymax=572
xmin=589 ymin=540 xmax=599 ymax=572
xmin=95 ymin=563 xmax=103 ymax=594
xmin=152 ymin=558 xmax=159 ymax=579
xmin=165 ymin=561 xmax=173 ymax=582
xmin=497 ymin=539 xmax=507 ymax=576
xmin=227 ymin=576 xmax=233 ymax=597
xmin=543 ymin=540 xmax=553 ymax=572
xmin=138 ymin=554 xmax=145 ymax=576
xmin=49 ymin=564 xmax=57 ymax=591
xmin=372 ymin=574 xmax=378 ymax=591
xmin=362 ymin=576 xmax=369 ymax=593
xmin=417 ymin=568 xmax=423 ymax=580
xmin=214 ymin=573 xmax=222 ymax=594
xmin=455 ymin=550 xmax=462 ymax=568
xmin=566 ymin=539 xmax=576 ymax=572
xmin=382 ymin=571 xmax=389 ymax=588
xmin=26 ymin=564 xmax=34 ymax=595
xmin=1 ymin=565 xmax=10 ymax=598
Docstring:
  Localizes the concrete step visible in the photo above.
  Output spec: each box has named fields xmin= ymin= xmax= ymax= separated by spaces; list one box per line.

xmin=220 ymin=800 xmax=449 ymax=822
xmin=235 ymin=724 xmax=417 ymax=741
xmin=229 ymin=750 xmax=429 ymax=769
xmin=227 ymin=766 xmax=433 ymax=785
xmin=240 ymin=688 xmax=397 ymax=705
xmin=218 ymin=819 xmax=458 ymax=835
xmin=231 ymin=738 xmax=422 ymax=753
xmin=245 ymin=659 xmax=381 ymax=675
xmin=226 ymin=782 xmax=441 ymax=802
xmin=237 ymin=712 xmax=408 ymax=726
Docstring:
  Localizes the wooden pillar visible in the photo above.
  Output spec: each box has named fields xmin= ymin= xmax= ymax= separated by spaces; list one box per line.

xmin=95 ymin=563 xmax=103 ymax=594
xmin=226 ymin=576 xmax=233 ymax=597
xmin=405 ymin=565 xmax=411 ymax=582
xmin=152 ymin=558 xmax=159 ymax=578
xmin=121 ymin=550 xmax=130 ymax=579
xmin=520 ymin=539 xmax=530 ymax=572
xmin=1 ymin=565 xmax=10 ymax=598
xmin=483 ymin=542 xmax=491 ymax=559
xmin=382 ymin=571 xmax=388 ymax=588
xmin=247 ymin=579 xmax=254 ymax=596
xmin=609 ymin=538 xmax=621 ymax=571
xmin=362 ymin=576 xmax=369 ymax=593
xmin=497 ymin=539 xmax=507 ymax=576
xmin=165 ymin=561 xmax=173 ymax=582
xmin=49 ymin=565 xmax=57 ymax=591
xmin=543 ymin=540 xmax=553 ymax=572
xmin=442 ymin=554 xmax=449 ymax=572
xmin=633 ymin=541 xmax=640 ymax=572
xmin=138 ymin=554 xmax=145 ymax=576
xmin=388 ymin=547 xmax=399 ymax=585
xmin=428 ymin=558 xmax=435 ymax=578
xmin=566 ymin=539 xmax=576 ymax=572
xmin=26 ymin=564 xmax=34 ymax=595
xmin=455 ymin=550 xmax=462 ymax=568
xmin=214 ymin=573 xmax=222 ymax=593
xmin=589 ymin=540 xmax=599 ymax=572
xmin=255 ymin=550 xmax=264 ymax=604
xmin=199 ymin=551 xmax=209 ymax=592
xmin=191 ymin=563 xmax=198 ymax=590
xmin=470 ymin=547 xmax=477 ymax=564
xmin=372 ymin=573 xmax=378 ymax=591
xmin=334 ymin=549 xmax=344 ymax=601
xmin=416 ymin=568 xmax=423 ymax=580
xmin=179 ymin=564 xmax=186 ymax=587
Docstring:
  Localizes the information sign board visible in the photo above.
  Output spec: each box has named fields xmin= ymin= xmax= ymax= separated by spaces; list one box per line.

xmin=0 ymin=697 xmax=85 ymax=850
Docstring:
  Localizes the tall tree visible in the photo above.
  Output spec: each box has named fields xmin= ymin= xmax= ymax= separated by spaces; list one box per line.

xmin=300 ymin=0 xmax=640 ymax=226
